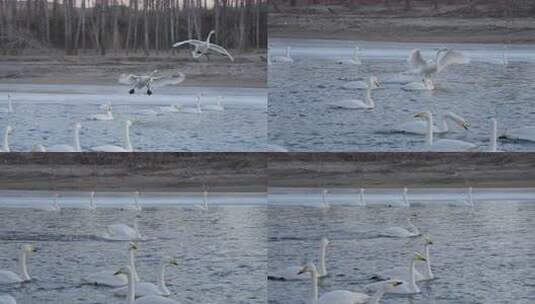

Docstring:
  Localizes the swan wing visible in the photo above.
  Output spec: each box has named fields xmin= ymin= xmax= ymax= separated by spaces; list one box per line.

xmin=119 ymin=74 xmax=142 ymax=85
xmin=436 ymin=49 xmax=467 ymax=72
xmin=151 ymin=72 xmax=186 ymax=88
xmin=329 ymin=99 xmax=370 ymax=109
xmin=46 ymin=144 xmax=76 ymax=152
xmin=207 ymin=44 xmax=234 ymax=61
xmin=365 ymin=280 xmax=415 ymax=295
xmin=380 ymin=227 xmax=414 ymax=238
xmin=135 ymin=295 xmax=181 ymax=304
xmin=0 ymin=271 xmax=23 ymax=284
xmin=172 ymin=39 xmax=203 ymax=48
xmin=429 ymin=139 xmax=478 ymax=152
xmin=0 ymin=295 xmax=17 ymax=304
xmin=393 ymin=121 xmax=440 ymax=135
xmin=319 ymin=290 xmax=369 ymax=304
xmin=113 ymin=282 xmax=161 ymax=297
xmin=408 ymin=49 xmax=427 ymax=69
xmin=91 ymin=145 xmax=129 ymax=152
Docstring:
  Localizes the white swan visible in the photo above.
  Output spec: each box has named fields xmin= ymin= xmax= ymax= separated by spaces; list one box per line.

xmin=119 ymin=70 xmax=186 ymax=95
xmin=112 ymin=258 xmax=178 ymax=298
xmin=359 ymin=188 xmax=366 ymax=206
xmin=330 ymin=78 xmax=380 ymax=110
xmin=0 ymin=126 xmax=13 ymax=152
xmin=268 ymin=238 xmax=330 ymax=281
xmin=408 ymin=48 xmax=468 ymax=89
xmin=89 ymin=105 xmax=114 ymax=121
xmin=83 ymin=243 xmax=139 ymax=287
xmin=0 ymin=245 xmax=37 ymax=284
xmin=121 ymin=191 xmax=142 ymax=211
xmin=414 ymin=111 xmax=478 ymax=151
xmin=87 ymin=191 xmax=97 ymax=209
xmin=379 ymin=218 xmax=421 ymax=238
xmin=489 ymin=118 xmax=499 ymax=152
xmin=299 ymin=262 xmax=402 ymax=304
xmin=336 ymin=46 xmax=361 ymax=65
xmin=402 ymin=187 xmax=410 ymax=207
xmin=392 ymin=111 xmax=468 ymax=135
xmin=401 ymin=77 xmax=434 ymax=91
xmin=36 ymin=193 xmax=61 ymax=211
xmin=373 ymin=238 xmax=434 ymax=282
xmin=500 ymin=125 xmax=535 ymax=142
xmin=91 ymin=120 xmax=134 ymax=152
xmin=181 ymin=95 xmax=202 ymax=114
xmin=271 ymin=46 xmax=294 ymax=63
xmin=466 ymin=186 xmax=474 ymax=206
xmin=102 ymin=220 xmax=143 ymax=241
xmin=43 ymin=122 xmax=82 ymax=152
xmin=0 ymin=295 xmax=16 ymax=304
xmin=173 ymin=30 xmax=234 ymax=62
xmin=197 ymin=190 xmax=209 ymax=211
xmin=365 ymin=253 xmax=426 ymax=295
xmin=319 ymin=189 xmax=331 ymax=209
xmin=114 ymin=265 xmax=181 ymax=304
xmin=203 ymin=96 xmax=224 ymax=111
xmin=342 ymin=76 xmax=379 ymax=90
xmin=0 ymin=94 xmax=14 ymax=113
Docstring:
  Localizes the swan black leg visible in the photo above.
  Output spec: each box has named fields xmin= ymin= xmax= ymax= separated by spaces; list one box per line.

xmin=146 ymin=88 xmax=153 ymax=96
xmin=129 ymin=88 xmax=135 ymax=94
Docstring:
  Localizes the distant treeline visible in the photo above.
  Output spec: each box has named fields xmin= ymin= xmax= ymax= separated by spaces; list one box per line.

xmin=0 ymin=0 xmax=267 ymax=56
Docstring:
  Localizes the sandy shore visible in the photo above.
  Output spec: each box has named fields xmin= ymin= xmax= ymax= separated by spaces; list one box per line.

xmin=0 ymin=153 xmax=266 ymax=192
xmin=269 ymin=4 xmax=535 ymax=44
xmin=268 ymin=153 xmax=535 ymax=188
xmin=0 ymin=50 xmax=266 ymax=88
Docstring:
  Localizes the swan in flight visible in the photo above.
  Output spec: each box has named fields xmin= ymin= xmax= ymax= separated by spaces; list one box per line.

xmin=392 ymin=111 xmax=468 ymax=135
xmin=91 ymin=120 xmax=134 ymax=152
xmin=89 ymin=105 xmax=114 ymax=121
xmin=0 ymin=295 xmax=16 ymax=304
xmin=0 ymin=245 xmax=37 ymax=284
xmin=365 ymin=253 xmax=426 ymax=295
xmin=112 ymin=258 xmax=178 ymax=298
xmin=299 ymin=262 xmax=402 ymax=304
xmin=39 ymin=122 xmax=83 ymax=152
xmin=114 ymin=265 xmax=181 ymax=304
xmin=0 ymin=126 xmax=13 ymax=152
xmin=83 ymin=242 xmax=139 ymax=287
xmin=499 ymin=125 xmax=535 ymax=142
xmin=203 ymin=96 xmax=224 ymax=111
xmin=329 ymin=78 xmax=380 ymax=110
xmin=102 ymin=220 xmax=143 ymax=241
xmin=336 ymin=46 xmax=361 ymax=65
xmin=181 ymin=95 xmax=202 ymax=114
xmin=268 ymin=238 xmax=330 ymax=281
xmin=414 ymin=111 xmax=478 ymax=151
xmin=379 ymin=218 xmax=421 ymax=238
xmin=373 ymin=237 xmax=434 ymax=282
xmin=173 ymin=30 xmax=234 ymax=62
xmin=401 ymin=77 xmax=434 ymax=91
xmin=342 ymin=76 xmax=379 ymax=90
xmin=271 ymin=46 xmax=294 ymax=63
xmin=408 ymin=48 xmax=468 ymax=89
xmin=119 ymin=70 xmax=186 ymax=95
xmin=0 ymin=94 xmax=14 ymax=113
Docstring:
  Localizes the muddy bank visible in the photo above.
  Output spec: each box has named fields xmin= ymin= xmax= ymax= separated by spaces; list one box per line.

xmin=0 ymin=50 xmax=267 ymax=88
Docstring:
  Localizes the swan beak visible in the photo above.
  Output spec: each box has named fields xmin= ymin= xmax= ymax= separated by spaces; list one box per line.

xmin=414 ymin=112 xmax=424 ymax=118
xmin=297 ymin=267 xmax=306 ymax=275
xmin=113 ymin=270 xmax=123 ymax=276
xmin=462 ymin=123 xmax=469 ymax=130
xmin=129 ymin=242 xmax=138 ymax=250
xmin=392 ymin=281 xmax=403 ymax=287
xmin=169 ymin=259 xmax=178 ymax=266
xmin=375 ymin=81 xmax=381 ymax=87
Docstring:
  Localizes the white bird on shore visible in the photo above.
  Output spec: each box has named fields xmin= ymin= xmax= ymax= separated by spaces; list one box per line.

xmin=414 ymin=111 xmax=478 ymax=151
xmin=268 ymin=238 xmax=330 ymax=281
xmin=341 ymin=76 xmax=380 ymax=90
xmin=173 ymin=30 xmax=234 ymax=62
xmin=379 ymin=218 xmax=421 ymax=238
xmin=91 ymin=120 xmax=134 ymax=152
xmin=38 ymin=122 xmax=83 ymax=152
xmin=203 ymin=96 xmax=225 ymax=111
xmin=271 ymin=46 xmax=294 ymax=63
xmin=89 ymin=105 xmax=114 ymax=121
xmin=119 ymin=70 xmax=186 ymax=95
xmin=330 ymin=77 xmax=380 ymax=109
xmin=181 ymin=95 xmax=202 ymax=114
xmin=392 ymin=111 xmax=469 ymax=135
xmin=112 ymin=258 xmax=178 ymax=298
xmin=336 ymin=46 xmax=362 ymax=65
xmin=408 ymin=48 xmax=468 ymax=89
xmin=0 ymin=245 xmax=37 ymax=284
xmin=0 ymin=294 xmax=16 ymax=304
xmin=365 ymin=253 xmax=426 ymax=295
xmin=299 ymin=262 xmax=402 ymax=304
xmin=0 ymin=126 xmax=13 ymax=152
xmin=0 ymin=94 xmax=14 ymax=113
xmin=83 ymin=243 xmax=139 ymax=287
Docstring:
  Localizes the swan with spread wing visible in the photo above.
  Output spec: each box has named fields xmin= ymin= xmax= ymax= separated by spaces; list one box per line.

xmin=408 ymin=48 xmax=468 ymax=89
xmin=119 ymin=70 xmax=186 ymax=95
xmin=173 ymin=30 xmax=234 ymax=62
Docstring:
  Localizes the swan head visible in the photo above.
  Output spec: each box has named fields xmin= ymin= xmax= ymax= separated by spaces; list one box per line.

xmin=414 ymin=252 xmax=427 ymax=262
xmin=445 ymin=111 xmax=469 ymax=130
xmin=414 ymin=111 xmax=431 ymax=120
xmin=322 ymin=189 xmax=328 ymax=195
xmin=5 ymin=125 xmax=13 ymax=134
xmin=114 ymin=266 xmax=132 ymax=276
xmin=360 ymin=188 xmax=365 ymax=193
xmin=297 ymin=262 xmax=318 ymax=275
xmin=320 ymin=237 xmax=329 ymax=247
xmin=74 ymin=122 xmax=82 ymax=130
xmin=403 ymin=187 xmax=408 ymax=193
xmin=125 ymin=120 xmax=133 ymax=127
xmin=424 ymin=236 xmax=433 ymax=245
xmin=168 ymin=257 xmax=179 ymax=267
xmin=128 ymin=242 xmax=138 ymax=251
xmin=387 ymin=280 xmax=403 ymax=288
xmin=54 ymin=192 xmax=60 ymax=198
xmin=369 ymin=76 xmax=381 ymax=89
xmin=22 ymin=244 xmax=37 ymax=254
xmin=209 ymin=30 xmax=215 ymax=35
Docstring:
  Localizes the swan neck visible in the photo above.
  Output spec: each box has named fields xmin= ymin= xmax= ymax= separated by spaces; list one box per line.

xmin=440 ymin=114 xmax=450 ymax=132
xmin=425 ymin=114 xmax=433 ymax=146
xmin=158 ymin=263 xmax=170 ymax=295
xmin=74 ymin=126 xmax=81 ymax=152
xmin=490 ymin=120 xmax=497 ymax=152
xmin=286 ymin=47 xmax=291 ymax=58
xmin=409 ymin=259 xmax=419 ymax=291
xmin=8 ymin=95 xmax=13 ymax=112
xmin=360 ymin=190 xmax=365 ymax=206
xmin=318 ymin=243 xmax=327 ymax=276
xmin=366 ymin=87 xmax=374 ymax=107
xmin=124 ymin=122 xmax=132 ymax=152
xmin=126 ymin=266 xmax=135 ymax=304
xmin=90 ymin=193 xmax=95 ymax=208
xmin=3 ymin=128 xmax=10 ymax=152
xmin=206 ymin=31 xmax=214 ymax=43
xmin=128 ymin=249 xmax=139 ymax=282
xmin=20 ymin=250 xmax=30 ymax=281
xmin=309 ymin=270 xmax=319 ymax=304
xmin=425 ymin=245 xmax=433 ymax=278
xmin=403 ymin=191 xmax=409 ymax=206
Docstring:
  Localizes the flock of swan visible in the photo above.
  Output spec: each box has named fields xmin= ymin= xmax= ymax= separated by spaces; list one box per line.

xmin=269 ymin=45 xmax=535 ymax=151
xmin=0 ymin=190 xmax=211 ymax=304
xmin=0 ymin=94 xmax=225 ymax=152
